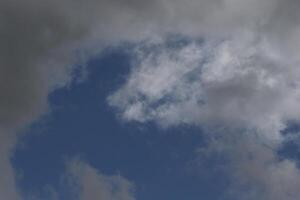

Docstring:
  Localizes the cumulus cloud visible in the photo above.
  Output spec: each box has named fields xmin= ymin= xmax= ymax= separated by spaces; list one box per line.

xmin=230 ymin=143 xmax=300 ymax=200
xmin=193 ymin=132 xmax=300 ymax=200
xmin=108 ymin=30 xmax=300 ymax=200
xmin=109 ymin=32 xmax=300 ymax=141
xmin=66 ymin=159 xmax=135 ymax=200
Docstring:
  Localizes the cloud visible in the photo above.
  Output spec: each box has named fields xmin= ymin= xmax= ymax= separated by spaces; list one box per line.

xmin=0 ymin=136 xmax=21 ymax=200
xmin=108 ymin=32 xmax=300 ymax=199
xmin=22 ymin=159 xmax=136 ymax=200
xmin=231 ymin=144 xmax=300 ymax=200
xmin=2 ymin=0 xmax=300 ymax=199
xmin=0 ymin=1 xmax=88 ymax=198
xmin=108 ymin=32 xmax=300 ymax=141
xmin=194 ymin=132 xmax=300 ymax=200
xmin=0 ymin=0 xmax=162 ymax=198
xmin=66 ymin=159 xmax=135 ymax=200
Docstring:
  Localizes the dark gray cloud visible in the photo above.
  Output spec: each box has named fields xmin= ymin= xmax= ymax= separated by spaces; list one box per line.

xmin=0 ymin=1 xmax=87 ymax=199
xmin=0 ymin=0 xmax=160 ymax=198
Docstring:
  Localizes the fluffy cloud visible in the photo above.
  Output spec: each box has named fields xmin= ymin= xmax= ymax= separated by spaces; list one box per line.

xmin=66 ymin=159 xmax=135 ymax=200
xmin=109 ymin=32 xmax=300 ymax=141
xmin=108 ymin=32 xmax=300 ymax=199
xmin=194 ymin=132 xmax=300 ymax=200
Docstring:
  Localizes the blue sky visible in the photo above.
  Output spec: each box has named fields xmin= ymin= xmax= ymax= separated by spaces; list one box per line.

xmin=8 ymin=34 xmax=300 ymax=200
xmin=10 ymin=44 xmax=300 ymax=200
xmin=3 ymin=1 xmax=300 ymax=200
xmin=12 ymin=48 xmax=229 ymax=200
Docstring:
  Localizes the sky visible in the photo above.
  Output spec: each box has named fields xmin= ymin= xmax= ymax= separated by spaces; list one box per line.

xmin=3 ymin=0 xmax=300 ymax=200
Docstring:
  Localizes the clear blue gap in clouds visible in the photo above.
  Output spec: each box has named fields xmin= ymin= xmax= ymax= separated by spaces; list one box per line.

xmin=12 ymin=44 xmax=229 ymax=200
xmin=278 ymin=122 xmax=300 ymax=163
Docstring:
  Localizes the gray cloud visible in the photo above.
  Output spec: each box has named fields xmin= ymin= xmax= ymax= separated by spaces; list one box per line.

xmin=194 ymin=132 xmax=300 ymax=200
xmin=2 ymin=0 xmax=300 ymax=199
xmin=108 ymin=33 xmax=300 ymax=140
xmin=0 ymin=1 xmax=89 ymax=199
xmin=0 ymin=0 xmax=157 ymax=198
xmin=108 ymin=28 xmax=300 ymax=200
xmin=66 ymin=159 xmax=135 ymax=200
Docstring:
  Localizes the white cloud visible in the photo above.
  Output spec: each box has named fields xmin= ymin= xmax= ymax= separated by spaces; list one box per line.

xmin=108 ymin=32 xmax=300 ymax=141
xmin=108 ymin=31 xmax=300 ymax=199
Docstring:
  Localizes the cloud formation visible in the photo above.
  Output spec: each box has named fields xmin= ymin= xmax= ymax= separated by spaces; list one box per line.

xmin=0 ymin=0 xmax=87 ymax=198
xmin=109 ymin=32 xmax=300 ymax=141
xmin=2 ymin=0 xmax=300 ymax=199
xmin=108 ymin=32 xmax=300 ymax=199
xmin=66 ymin=159 xmax=135 ymax=200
